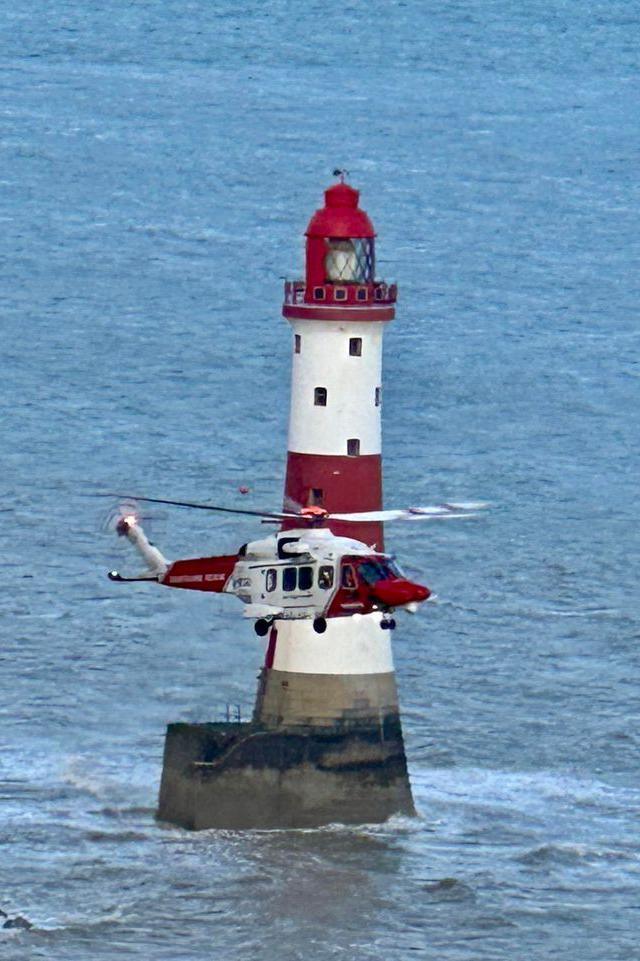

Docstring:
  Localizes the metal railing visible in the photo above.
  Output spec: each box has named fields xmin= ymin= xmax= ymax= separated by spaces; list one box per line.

xmin=283 ymin=280 xmax=397 ymax=307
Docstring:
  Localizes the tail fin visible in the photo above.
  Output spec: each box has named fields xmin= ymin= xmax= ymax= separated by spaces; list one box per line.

xmin=114 ymin=516 xmax=169 ymax=579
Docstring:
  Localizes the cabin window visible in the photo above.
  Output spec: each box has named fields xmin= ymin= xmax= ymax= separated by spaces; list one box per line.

xmin=265 ymin=569 xmax=277 ymax=592
xmin=313 ymin=287 xmax=326 ymax=301
xmin=334 ymin=287 xmax=347 ymax=301
xmin=356 ymin=287 xmax=367 ymax=301
xmin=347 ymin=438 xmax=360 ymax=456
xmin=318 ymin=566 xmax=334 ymax=589
xmin=375 ymin=386 xmax=381 ymax=407
xmin=341 ymin=565 xmax=357 ymax=589
xmin=314 ymin=387 xmax=327 ymax=407
xmin=283 ymin=567 xmax=297 ymax=592
xmin=298 ymin=567 xmax=313 ymax=591
xmin=294 ymin=334 xmax=301 ymax=354
xmin=349 ymin=337 xmax=362 ymax=356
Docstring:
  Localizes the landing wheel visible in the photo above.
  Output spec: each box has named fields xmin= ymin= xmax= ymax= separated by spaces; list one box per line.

xmin=313 ymin=617 xmax=327 ymax=634
xmin=254 ymin=618 xmax=270 ymax=637
xmin=380 ymin=619 xmax=389 ymax=631
xmin=388 ymin=618 xmax=397 ymax=630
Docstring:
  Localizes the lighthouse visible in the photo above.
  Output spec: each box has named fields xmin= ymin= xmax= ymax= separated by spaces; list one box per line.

xmin=157 ymin=179 xmax=415 ymax=829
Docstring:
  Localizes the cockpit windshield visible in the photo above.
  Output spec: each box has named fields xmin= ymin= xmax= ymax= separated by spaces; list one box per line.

xmin=357 ymin=560 xmax=401 ymax=585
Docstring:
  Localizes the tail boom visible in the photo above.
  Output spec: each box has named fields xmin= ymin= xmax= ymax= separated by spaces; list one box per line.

xmin=160 ymin=555 xmax=238 ymax=592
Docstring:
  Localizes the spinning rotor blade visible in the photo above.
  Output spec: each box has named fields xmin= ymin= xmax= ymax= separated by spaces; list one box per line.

xmin=329 ymin=502 xmax=488 ymax=523
xmin=101 ymin=498 xmax=144 ymax=534
xmin=103 ymin=493 xmax=299 ymax=523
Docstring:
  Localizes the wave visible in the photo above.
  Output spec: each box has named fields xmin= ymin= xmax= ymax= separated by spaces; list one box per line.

xmin=83 ymin=829 xmax=150 ymax=843
xmin=419 ymin=877 xmax=476 ymax=901
xmin=517 ymin=842 xmax=635 ymax=866
xmin=98 ymin=805 xmax=155 ymax=819
xmin=29 ymin=906 xmax=127 ymax=935
xmin=158 ymin=811 xmax=423 ymax=842
xmin=61 ymin=761 xmax=114 ymax=801
xmin=61 ymin=757 xmax=155 ymax=809
xmin=410 ymin=766 xmax=640 ymax=814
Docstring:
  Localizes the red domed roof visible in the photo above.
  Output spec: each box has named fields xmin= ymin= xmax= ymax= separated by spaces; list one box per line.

xmin=305 ymin=181 xmax=375 ymax=239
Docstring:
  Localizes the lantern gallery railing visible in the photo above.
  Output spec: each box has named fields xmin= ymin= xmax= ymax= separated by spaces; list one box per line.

xmin=283 ymin=280 xmax=398 ymax=307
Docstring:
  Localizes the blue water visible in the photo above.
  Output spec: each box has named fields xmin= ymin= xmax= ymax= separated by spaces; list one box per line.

xmin=1 ymin=1 xmax=639 ymax=958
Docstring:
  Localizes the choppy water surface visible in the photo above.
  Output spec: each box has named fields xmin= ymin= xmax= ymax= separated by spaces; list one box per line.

xmin=1 ymin=1 xmax=638 ymax=958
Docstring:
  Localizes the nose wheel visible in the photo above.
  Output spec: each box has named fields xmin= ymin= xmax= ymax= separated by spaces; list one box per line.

xmin=380 ymin=617 xmax=396 ymax=631
xmin=254 ymin=618 xmax=272 ymax=637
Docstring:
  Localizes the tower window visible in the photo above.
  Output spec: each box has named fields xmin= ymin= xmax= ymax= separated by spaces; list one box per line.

xmin=375 ymin=386 xmax=381 ymax=407
xmin=314 ymin=387 xmax=327 ymax=406
xmin=347 ymin=438 xmax=360 ymax=457
xmin=294 ymin=334 xmax=301 ymax=354
xmin=349 ymin=338 xmax=362 ymax=357
xmin=309 ymin=488 xmax=324 ymax=506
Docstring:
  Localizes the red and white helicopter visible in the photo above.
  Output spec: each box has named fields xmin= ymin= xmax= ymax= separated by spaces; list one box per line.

xmin=106 ymin=496 xmax=486 ymax=634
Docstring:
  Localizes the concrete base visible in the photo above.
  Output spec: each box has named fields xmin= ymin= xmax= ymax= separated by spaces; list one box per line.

xmin=157 ymin=665 xmax=415 ymax=830
xmin=157 ymin=715 xmax=415 ymax=830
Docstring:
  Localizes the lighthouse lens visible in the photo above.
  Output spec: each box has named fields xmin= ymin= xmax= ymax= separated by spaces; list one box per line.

xmin=325 ymin=238 xmax=373 ymax=284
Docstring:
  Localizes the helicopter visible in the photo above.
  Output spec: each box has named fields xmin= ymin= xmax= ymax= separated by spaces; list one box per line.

xmin=106 ymin=495 xmax=486 ymax=635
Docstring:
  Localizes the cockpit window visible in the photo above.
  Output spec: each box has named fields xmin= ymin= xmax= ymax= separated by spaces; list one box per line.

xmin=298 ymin=566 xmax=313 ymax=591
xmin=265 ymin=569 xmax=277 ymax=592
xmin=341 ymin=564 xmax=356 ymax=589
xmin=358 ymin=560 xmax=400 ymax=584
xmin=359 ymin=562 xmax=379 ymax=585
xmin=318 ymin=565 xmax=334 ymax=589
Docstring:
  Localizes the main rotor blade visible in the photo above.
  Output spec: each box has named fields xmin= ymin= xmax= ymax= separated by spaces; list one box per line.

xmin=103 ymin=493 xmax=298 ymax=522
xmin=330 ymin=503 xmax=487 ymax=522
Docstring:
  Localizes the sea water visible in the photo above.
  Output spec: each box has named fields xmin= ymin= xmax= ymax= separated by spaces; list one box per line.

xmin=1 ymin=1 xmax=638 ymax=958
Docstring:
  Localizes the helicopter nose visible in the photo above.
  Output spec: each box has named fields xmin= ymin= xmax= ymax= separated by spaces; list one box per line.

xmin=371 ymin=579 xmax=431 ymax=608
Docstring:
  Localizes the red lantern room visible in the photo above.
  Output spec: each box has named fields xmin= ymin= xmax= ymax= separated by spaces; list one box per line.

xmin=305 ymin=181 xmax=375 ymax=293
xmin=283 ymin=177 xmax=396 ymax=319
